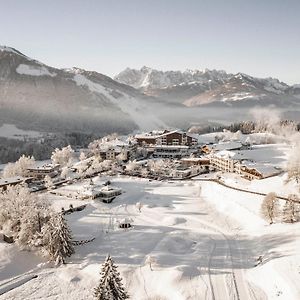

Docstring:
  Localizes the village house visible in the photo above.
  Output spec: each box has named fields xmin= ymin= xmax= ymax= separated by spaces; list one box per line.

xmin=100 ymin=146 xmax=128 ymax=161
xmin=210 ymin=150 xmax=282 ymax=180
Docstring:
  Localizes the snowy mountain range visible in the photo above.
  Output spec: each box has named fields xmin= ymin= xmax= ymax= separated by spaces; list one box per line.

xmin=115 ymin=66 xmax=300 ymax=107
xmin=1 ymin=46 xmax=300 ymax=136
xmin=0 ymin=46 xmax=164 ymax=134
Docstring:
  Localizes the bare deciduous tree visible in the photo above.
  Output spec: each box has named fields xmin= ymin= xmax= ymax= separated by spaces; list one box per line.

xmin=51 ymin=145 xmax=74 ymax=167
xmin=3 ymin=154 xmax=35 ymax=178
xmin=261 ymin=192 xmax=279 ymax=224
xmin=44 ymin=175 xmax=54 ymax=190
xmin=282 ymin=194 xmax=300 ymax=223
xmin=286 ymin=143 xmax=300 ymax=186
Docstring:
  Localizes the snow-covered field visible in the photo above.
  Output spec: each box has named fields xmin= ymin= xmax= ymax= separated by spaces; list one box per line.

xmin=1 ymin=173 xmax=300 ymax=300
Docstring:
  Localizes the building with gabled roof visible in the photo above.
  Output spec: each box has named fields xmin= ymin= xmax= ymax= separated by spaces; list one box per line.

xmin=136 ymin=129 xmax=198 ymax=147
xmin=210 ymin=149 xmax=282 ymax=180
xmin=27 ymin=164 xmax=60 ymax=179
xmin=235 ymin=161 xmax=282 ymax=180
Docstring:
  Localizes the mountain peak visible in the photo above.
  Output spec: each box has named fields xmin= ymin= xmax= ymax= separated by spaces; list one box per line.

xmin=115 ymin=66 xmax=231 ymax=90
xmin=0 ymin=45 xmax=28 ymax=57
xmin=140 ymin=66 xmax=152 ymax=72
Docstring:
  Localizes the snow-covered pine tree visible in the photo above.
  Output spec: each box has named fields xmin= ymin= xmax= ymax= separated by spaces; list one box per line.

xmin=42 ymin=213 xmax=75 ymax=265
xmin=282 ymin=194 xmax=300 ymax=223
xmin=94 ymin=255 xmax=129 ymax=300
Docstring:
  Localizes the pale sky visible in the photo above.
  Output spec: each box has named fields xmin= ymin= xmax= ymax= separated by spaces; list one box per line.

xmin=0 ymin=0 xmax=299 ymax=84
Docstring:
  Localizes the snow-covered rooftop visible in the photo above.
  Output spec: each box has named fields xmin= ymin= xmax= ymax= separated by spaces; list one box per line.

xmin=96 ymin=138 xmax=135 ymax=152
xmin=212 ymin=141 xmax=243 ymax=151
xmin=136 ymin=129 xmax=198 ymax=140
xmin=0 ymin=176 xmax=24 ymax=186
xmin=241 ymin=161 xmax=282 ymax=177
xmin=181 ymin=157 xmax=209 ymax=162
xmin=27 ymin=164 xmax=59 ymax=171
xmin=214 ymin=150 xmax=238 ymax=159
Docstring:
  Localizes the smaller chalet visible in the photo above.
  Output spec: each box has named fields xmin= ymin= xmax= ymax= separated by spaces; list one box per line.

xmin=236 ymin=161 xmax=282 ymax=180
xmin=202 ymin=141 xmax=243 ymax=154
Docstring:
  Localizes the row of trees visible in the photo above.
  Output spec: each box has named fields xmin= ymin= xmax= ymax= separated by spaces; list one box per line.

xmin=0 ymin=132 xmax=97 ymax=164
xmin=0 ymin=185 xmax=74 ymax=265
xmin=2 ymin=145 xmax=76 ymax=180
xmin=188 ymin=119 xmax=300 ymax=135
xmin=261 ymin=192 xmax=300 ymax=224
xmin=3 ymin=155 xmax=35 ymax=178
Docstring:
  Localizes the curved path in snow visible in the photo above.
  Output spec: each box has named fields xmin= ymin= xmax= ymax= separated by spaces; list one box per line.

xmin=192 ymin=177 xmax=299 ymax=202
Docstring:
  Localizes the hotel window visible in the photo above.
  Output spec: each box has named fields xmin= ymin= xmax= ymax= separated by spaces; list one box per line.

xmin=172 ymin=139 xmax=179 ymax=145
